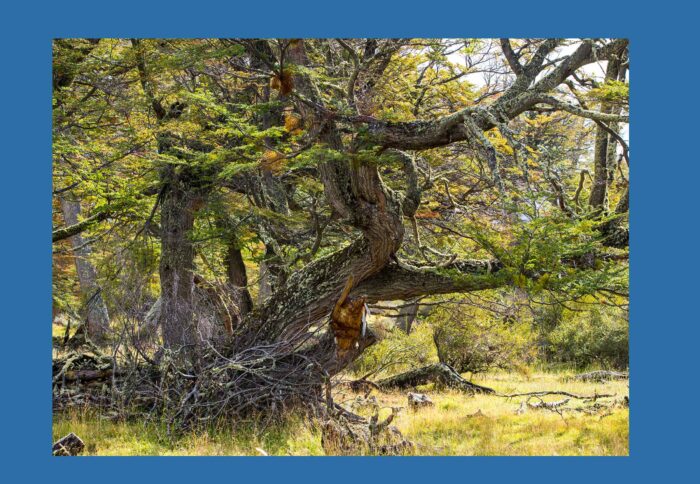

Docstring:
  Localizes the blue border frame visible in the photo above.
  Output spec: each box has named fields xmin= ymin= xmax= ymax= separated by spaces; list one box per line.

xmin=2 ymin=0 xmax=697 ymax=481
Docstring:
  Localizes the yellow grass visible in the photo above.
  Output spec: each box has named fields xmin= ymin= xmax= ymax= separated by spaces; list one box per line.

xmin=52 ymin=371 xmax=628 ymax=456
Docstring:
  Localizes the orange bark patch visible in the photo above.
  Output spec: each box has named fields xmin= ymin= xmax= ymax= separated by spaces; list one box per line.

xmin=270 ymin=70 xmax=294 ymax=96
xmin=284 ymin=111 xmax=302 ymax=133
xmin=414 ymin=210 xmax=441 ymax=219
xmin=330 ymin=276 xmax=366 ymax=359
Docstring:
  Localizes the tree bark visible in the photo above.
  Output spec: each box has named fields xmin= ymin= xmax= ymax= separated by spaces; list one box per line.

xmin=396 ymin=301 xmax=419 ymax=335
xmin=225 ymin=234 xmax=253 ymax=318
xmin=356 ymin=259 xmax=506 ymax=302
xmin=158 ymin=169 xmax=201 ymax=356
xmin=589 ymin=55 xmax=625 ymax=211
xmin=235 ymin=40 xmax=406 ymax=372
xmin=52 ymin=210 xmax=110 ymax=242
xmin=58 ymin=197 xmax=110 ymax=343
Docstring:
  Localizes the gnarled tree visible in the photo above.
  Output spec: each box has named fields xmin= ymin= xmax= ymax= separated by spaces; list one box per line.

xmin=52 ymin=38 xmax=629 ymax=419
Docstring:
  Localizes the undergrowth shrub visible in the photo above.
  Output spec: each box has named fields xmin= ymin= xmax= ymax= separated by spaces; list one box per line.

xmin=429 ymin=305 xmax=538 ymax=374
xmin=350 ymin=323 xmax=437 ymax=378
xmin=547 ymin=307 xmax=628 ymax=369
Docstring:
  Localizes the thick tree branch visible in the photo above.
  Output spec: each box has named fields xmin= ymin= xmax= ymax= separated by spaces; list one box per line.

xmin=532 ymin=95 xmax=629 ymax=123
xmin=52 ymin=210 xmax=111 ymax=243
xmin=355 ymin=40 xmax=629 ymax=152
xmin=355 ymin=259 xmax=506 ymax=302
xmin=500 ymin=39 xmax=523 ymax=75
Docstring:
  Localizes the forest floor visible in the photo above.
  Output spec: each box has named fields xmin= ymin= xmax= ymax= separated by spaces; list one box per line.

xmin=52 ymin=370 xmax=628 ymax=456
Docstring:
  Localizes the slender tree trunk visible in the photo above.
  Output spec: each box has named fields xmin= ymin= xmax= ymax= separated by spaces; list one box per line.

xmin=589 ymin=53 xmax=626 ymax=212
xmin=396 ymin=301 xmax=419 ymax=334
xmin=257 ymin=243 xmax=287 ymax=304
xmin=225 ymin=234 xmax=253 ymax=317
xmin=58 ymin=196 xmax=110 ymax=342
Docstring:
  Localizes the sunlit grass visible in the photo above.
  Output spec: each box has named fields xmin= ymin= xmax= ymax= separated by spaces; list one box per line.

xmin=379 ymin=371 xmax=628 ymax=455
xmin=53 ymin=371 xmax=628 ymax=456
xmin=53 ymin=323 xmax=68 ymax=339
xmin=53 ymin=410 xmax=326 ymax=456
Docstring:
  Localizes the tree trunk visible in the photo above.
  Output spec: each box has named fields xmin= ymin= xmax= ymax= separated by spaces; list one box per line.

xmin=58 ymin=196 xmax=110 ymax=343
xmin=158 ymin=169 xmax=200 ymax=356
xmin=257 ymin=244 xmax=286 ymax=304
xmin=225 ymin=234 xmax=253 ymax=317
xmin=589 ymin=52 xmax=627 ymax=212
xmin=234 ymin=40 xmax=406 ymax=376
xmin=396 ymin=301 xmax=419 ymax=334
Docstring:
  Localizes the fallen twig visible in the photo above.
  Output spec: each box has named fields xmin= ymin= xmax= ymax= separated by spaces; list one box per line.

xmin=568 ymin=370 xmax=628 ymax=382
xmin=527 ymin=397 xmax=570 ymax=409
xmin=497 ymin=390 xmax=614 ymax=400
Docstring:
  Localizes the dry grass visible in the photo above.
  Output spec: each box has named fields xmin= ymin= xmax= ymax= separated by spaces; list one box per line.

xmin=52 ymin=370 xmax=628 ymax=456
xmin=359 ymin=371 xmax=629 ymax=456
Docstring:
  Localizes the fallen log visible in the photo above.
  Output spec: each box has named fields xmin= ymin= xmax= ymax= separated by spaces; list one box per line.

xmin=60 ymin=368 xmax=119 ymax=383
xmin=376 ymin=363 xmax=495 ymax=394
xmin=570 ymin=370 xmax=628 ymax=382
xmin=52 ymin=433 xmax=84 ymax=456
xmin=53 ymin=350 xmax=114 ymax=383
xmin=497 ymin=390 xmax=615 ymax=400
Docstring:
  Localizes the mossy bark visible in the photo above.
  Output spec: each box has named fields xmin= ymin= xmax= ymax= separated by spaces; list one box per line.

xmin=158 ymin=168 xmax=200 ymax=356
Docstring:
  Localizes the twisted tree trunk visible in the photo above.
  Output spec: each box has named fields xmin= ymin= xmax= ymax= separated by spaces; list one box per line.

xmin=229 ymin=39 xmax=407 ymax=375
xmin=225 ymin=234 xmax=253 ymax=318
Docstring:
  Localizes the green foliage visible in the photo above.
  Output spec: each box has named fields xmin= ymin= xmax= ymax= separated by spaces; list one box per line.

xmin=586 ymin=80 xmax=629 ymax=104
xmin=351 ymin=323 xmax=437 ymax=378
xmin=427 ymin=299 xmax=537 ymax=374
xmin=547 ymin=306 xmax=629 ymax=370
